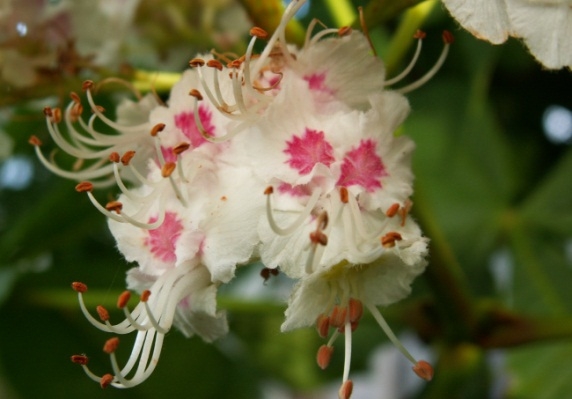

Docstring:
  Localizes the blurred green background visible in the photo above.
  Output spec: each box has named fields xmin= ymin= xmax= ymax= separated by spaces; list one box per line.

xmin=1 ymin=0 xmax=572 ymax=398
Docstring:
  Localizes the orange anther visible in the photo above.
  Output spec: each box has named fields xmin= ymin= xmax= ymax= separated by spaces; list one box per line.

xmin=414 ymin=30 xmax=427 ymax=40
xmin=412 ymin=360 xmax=434 ymax=381
xmin=161 ymin=162 xmax=176 ymax=178
xmin=105 ymin=201 xmax=123 ymax=214
xmin=82 ymin=80 xmax=94 ymax=91
xmin=28 ymin=135 xmax=42 ymax=146
xmin=338 ymin=26 xmax=352 ymax=36
xmin=43 ymin=106 xmax=53 ymax=117
xmin=264 ymin=186 xmax=274 ymax=195
xmin=338 ymin=380 xmax=353 ymax=399
xmin=442 ymin=30 xmax=454 ymax=44
xmin=189 ymin=58 xmax=205 ymax=67
xmin=189 ymin=89 xmax=203 ymax=100
xmin=71 ymin=282 xmax=88 ymax=293
xmin=348 ymin=298 xmax=363 ymax=323
xmin=117 ymin=291 xmax=131 ymax=309
xmin=121 ymin=150 xmax=136 ymax=165
xmin=100 ymin=374 xmax=114 ymax=389
xmin=316 ymin=345 xmax=334 ymax=370
xmin=141 ymin=290 xmax=151 ymax=302
xmin=150 ymin=123 xmax=166 ymax=137
xmin=206 ymin=59 xmax=223 ymax=71
xmin=316 ymin=314 xmax=330 ymax=338
xmin=103 ymin=337 xmax=119 ymax=354
xmin=385 ymin=203 xmax=400 ymax=217
xmin=339 ymin=187 xmax=349 ymax=204
xmin=310 ymin=231 xmax=328 ymax=246
xmin=173 ymin=142 xmax=191 ymax=155
xmin=70 ymin=91 xmax=81 ymax=103
xmin=96 ymin=305 xmax=110 ymax=322
xmin=51 ymin=107 xmax=62 ymax=123
xmin=109 ymin=152 xmax=120 ymax=163
xmin=71 ymin=354 xmax=89 ymax=365
xmin=250 ymin=26 xmax=268 ymax=39
xmin=75 ymin=181 xmax=94 ymax=192
xmin=329 ymin=305 xmax=347 ymax=329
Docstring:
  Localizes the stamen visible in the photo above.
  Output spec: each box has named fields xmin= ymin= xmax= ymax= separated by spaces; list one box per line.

xmin=264 ymin=186 xmax=322 ymax=236
xmin=381 ymin=231 xmax=403 ymax=248
xmin=384 ymin=31 xmax=425 ymax=86
xmin=348 ymin=299 xmax=363 ymax=323
xmin=338 ymin=379 xmax=353 ymax=399
xmin=329 ymin=305 xmax=347 ymax=329
xmin=71 ymin=355 xmax=89 ymax=365
xmin=103 ymin=337 xmax=120 ymax=354
xmin=413 ymin=360 xmax=434 ymax=381
xmin=359 ymin=6 xmax=377 ymax=56
xmin=317 ymin=345 xmax=334 ymax=369
xmin=342 ymin=321 xmax=353 ymax=383
xmin=100 ymin=374 xmax=114 ymax=388
xmin=316 ymin=314 xmax=330 ymax=338
xmin=385 ymin=203 xmax=400 ymax=217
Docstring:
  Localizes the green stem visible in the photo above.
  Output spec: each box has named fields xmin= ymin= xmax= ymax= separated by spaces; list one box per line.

xmin=324 ymin=0 xmax=357 ymax=27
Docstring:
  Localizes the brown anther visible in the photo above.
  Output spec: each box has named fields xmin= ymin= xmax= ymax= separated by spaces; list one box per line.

xmin=189 ymin=58 xmax=206 ymax=67
xmin=71 ymin=354 xmax=89 ymax=365
xmin=442 ymin=30 xmax=454 ymax=44
xmin=71 ymin=282 xmax=88 ymax=293
xmin=318 ymin=211 xmax=329 ymax=230
xmin=96 ymin=305 xmax=110 ymax=322
xmin=329 ymin=305 xmax=347 ymax=329
xmin=117 ymin=291 xmax=131 ymax=309
xmin=161 ymin=162 xmax=176 ymax=178
xmin=70 ymin=91 xmax=81 ymax=103
xmin=250 ymin=26 xmax=268 ymax=39
xmin=150 ymin=123 xmax=166 ymax=137
xmin=338 ymin=26 xmax=352 ymax=37
xmin=121 ymin=150 xmax=136 ymax=165
xmin=71 ymin=102 xmax=83 ymax=118
xmin=109 ymin=152 xmax=120 ymax=163
xmin=103 ymin=337 xmax=119 ymax=354
xmin=381 ymin=231 xmax=403 ymax=248
xmin=316 ymin=314 xmax=330 ymax=338
xmin=414 ymin=30 xmax=427 ymax=40
xmin=260 ymin=268 xmax=271 ymax=282
xmin=189 ymin=89 xmax=203 ymax=100
xmin=206 ymin=59 xmax=224 ymax=71
xmin=398 ymin=200 xmax=412 ymax=226
xmin=310 ymin=231 xmax=328 ymax=246
xmin=100 ymin=374 xmax=114 ymax=389
xmin=28 ymin=135 xmax=42 ymax=146
xmin=264 ymin=186 xmax=274 ymax=195
xmin=348 ymin=298 xmax=363 ymax=323
xmin=94 ymin=105 xmax=105 ymax=113
xmin=412 ymin=360 xmax=434 ymax=381
xmin=339 ymin=187 xmax=349 ymax=204
xmin=317 ymin=345 xmax=334 ymax=370
xmin=105 ymin=201 xmax=123 ymax=214
xmin=173 ymin=142 xmax=191 ymax=155
xmin=82 ymin=80 xmax=94 ymax=91
xmin=75 ymin=181 xmax=93 ymax=193
xmin=141 ymin=290 xmax=151 ymax=302
xmin=227 ymin=59 xmax=243 ymax=69
xmin=51 ymin=107 xmax=62 ymax=123
xmin=338 ymin=380 xmax=353 ymax=399
xmin=385 ymin=203 xmax=400 ymax=217
xmin=43 ymin=106 xmax=53 ymax=117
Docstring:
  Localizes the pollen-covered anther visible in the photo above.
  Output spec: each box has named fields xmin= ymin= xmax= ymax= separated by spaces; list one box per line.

xmin=103 ymin=337 xmax=119 ymax=354
xmin=412 ymin=360 xmax=434 ymax=381
xmin=71 ymin=102 xmax=83 ymax=120
xmin=117 ymin=291 xmax=131 ymax=309
xmin=385 ymin=203 xmax=400 ymax=217
xmin=173 ymin=142 xmax=191 ymax=155
xmin=28 ymin=135 xmax=42 ymax=146
xmin=339 ymin=187 xmax=349 ymax=204
xmin=317 ymin=345 xmax=334 ymax=370
xmin=310 ymin=231 xmax=328 ymax=246
xmin=96 ymin=305 xmax=110 ymax=322
xmin=71 ymin=354 xmax=89 ymax=365
xmin=339 ymin=380 xmax=353 ymax=399
xmin=70 ymin=91 xmax=81 ymax=104
xmin=100 ymin=373 xmax=114 ymax=389
xmin=71 ymin=281 xmax=88 ymax=293
xmin=94 ymin=105 xmax=105 ymax=113
xmin=206 ymin=59 xmax=224 ymax=71
xmin=381 ymin=231 xmax=403 ymax=248
xmin=105 ymin=201 xmax=123 ymax=214
xmin=348 ymin=298 xmax=363 ymax=323
xmin=189 ymin=58 xmax=205 ymax=67
xmin=189 ymin=89 xmax=203 ymax=100
xmin=442 ymin=30 xmax=455 ymax=44
xmin=316 ymin=314 xmax=331 ymax=338
xmin=50 ymin=107 xmax=62 ymax=124
xmin=43 ymin=106 xmax=53 ymax=117
xmin=161 ymin=162 xmax=176 ymax=178
xmin=150 ymin=123 xmax=166 ymax=137
xmin=75 ymin=181 xmax=94 ymax=193
xmin=250 ymin=26 xmax=268 ymax=39
xmin=109 ymin=152 xmax=120 ymax=163
xmin=121 ymin=151 xmax=136 ymax=165
xmin=264 ymin=186 xmax=274 ymax=195
xmin=329 ymin=305 xmax=348 ymax=329
xmin=141 ymin=290 xmax=151 ymax=302
xmin=414 ymin=29 xmax=427 ymax=40
xmin=82 ymin=80 xmax=94 ymax=91
xmin=338 ymin=26 xmax=352 ymax=37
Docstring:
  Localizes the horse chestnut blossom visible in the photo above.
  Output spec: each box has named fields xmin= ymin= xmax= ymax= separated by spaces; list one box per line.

xmin=32 ymin=0 xmax=450 ymax=395
xmin=442 ymin=0 xmax=572 ymax=69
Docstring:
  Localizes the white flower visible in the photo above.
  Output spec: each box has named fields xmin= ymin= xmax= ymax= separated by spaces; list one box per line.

xmin=442 ymin=0 xmax=572 ymax=69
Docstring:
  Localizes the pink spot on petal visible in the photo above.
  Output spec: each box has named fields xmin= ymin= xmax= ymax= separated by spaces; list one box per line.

xmin=304 ymin=73 xmax=334 ymax=95
xmin=145 ymin=212 xmax=183 ymax=263
xmin=174 ymin=105 xmax=215 ymax=148
xmin=336 ymin=139 xmax=387 ymax=192
xmin=278 ymin=182 xmax=312 ymax=197
xmin=284 ymin=128 xmax=335 ymax=175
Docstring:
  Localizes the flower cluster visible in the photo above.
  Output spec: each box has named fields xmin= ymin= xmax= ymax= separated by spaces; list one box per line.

xmin=31 ymin=0 xmax=451 ymax=396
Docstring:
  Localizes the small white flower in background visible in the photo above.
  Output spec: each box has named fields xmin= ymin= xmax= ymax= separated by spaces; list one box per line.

xmin=33 ymin=0 xmax=450 ymax=395
xmin=442 ymin=0 xmax=572 ymax=69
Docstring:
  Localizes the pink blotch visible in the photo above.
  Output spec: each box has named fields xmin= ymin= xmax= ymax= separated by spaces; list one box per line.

xmin=336 ymin=139 xmax=387 ymax=192
xmin=145 ymin=212 xmax=183 ymax=263
xmin=160 ymin=146 xmax=176 ymax=163
xmin=174 ymin=104 xmax=215 ymax=148
xmin=284 ymin=128 xmax=335 ymax=175
xmin=278 ymin=182 xmax=312 ymax=197
xmin=304 ymin=73 xmax=334 ymax=94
